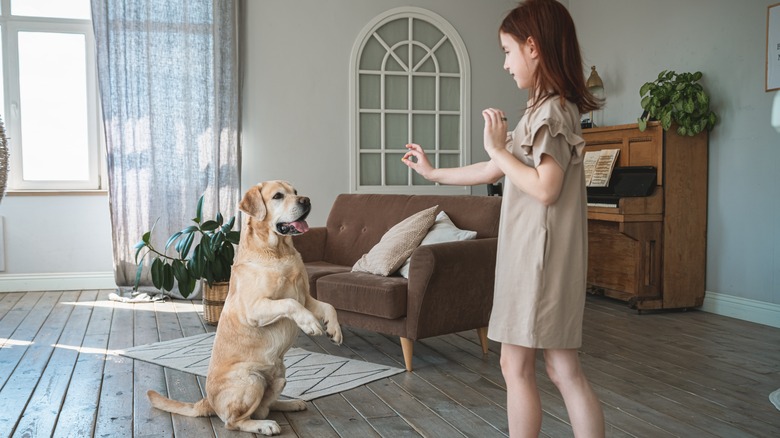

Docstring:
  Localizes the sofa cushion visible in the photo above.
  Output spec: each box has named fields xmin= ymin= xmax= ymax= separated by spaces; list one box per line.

xmin=303 ymin=261 xmax=351 ymax=298
xmin=316 ymin=272 xmax=408 ymax=319
xmin=352 ymin=205 xmax=437 ymax=276
xmin=396 ymin=210 xmax=477 ymax=278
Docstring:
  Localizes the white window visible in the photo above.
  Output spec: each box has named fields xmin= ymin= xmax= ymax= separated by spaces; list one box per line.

xmin=1 ymin=0 xmax=103 ymax=191
xmin=350 ymin=7 xmax=470 ymax=194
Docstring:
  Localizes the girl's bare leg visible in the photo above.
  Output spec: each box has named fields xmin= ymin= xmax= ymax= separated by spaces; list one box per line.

xmin=500 ymin=343 xmax=542 ymax=437
xmin=544 ymin=349 xmax=605 ymax=438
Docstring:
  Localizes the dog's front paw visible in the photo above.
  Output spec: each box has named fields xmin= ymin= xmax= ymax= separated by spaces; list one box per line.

xmin=324 ymin=320 xmax=343 ymax=345
xmin=296 ymin=312 xmax=324 ymax=336
xmin=256 ymin=420 xmax=281 ymax=436
xmin=322 ymin=305 xmax=343 ymax=345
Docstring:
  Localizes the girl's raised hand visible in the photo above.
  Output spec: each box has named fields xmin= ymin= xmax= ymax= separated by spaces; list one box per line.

xmin=401 ymin=143 xmax=434 ymax=179
xmin=482 ymin=108 xmax=508 ymax=158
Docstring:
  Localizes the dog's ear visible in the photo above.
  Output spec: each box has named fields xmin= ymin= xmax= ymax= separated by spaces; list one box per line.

xmin=239 ymin=185 xmax=266 ymax=220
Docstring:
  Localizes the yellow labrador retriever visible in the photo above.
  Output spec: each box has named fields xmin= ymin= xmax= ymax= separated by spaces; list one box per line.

xmin=147 ymin=181 xmax=342 ymax=435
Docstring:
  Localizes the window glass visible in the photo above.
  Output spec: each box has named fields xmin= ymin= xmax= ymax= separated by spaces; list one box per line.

xmin=375 ymin=19 xmax=406 ymax=48
xmin=359 ymin=37 xmax=384 ymax=71
xmin=385 ymin=153 xmax=406 ymax=185
xmin=412 ymin=76 xmax=435 ymax=110
xmin=435 ymin=39 xmax=459 ymax=73
xmin=385 ymin=54 xmax=404 ymax=72
xmin=390 ymin=47 xmax=408 ymax=71
xmin=412 ymin=19 xmax=443 ymax=49
xmin=18 ymin=31 xmax=89 ymax=181
xmin=359 ymin=74 xmax=380 ymax=109
xmin=12 ymin=0 xmax=91 ymax=19
xmin=439 ymin=115 xmax=460 ymax=150
xmin=412 ymin=114 xmax=435 ymax=147
xmin=440 ymin=77 xmax=460 ymax=111
xmin=359 ymin=153 xmax=381 ymax=185
xmin=359 ymin=113 xmax=380 ymax=149
xmin=384 ymin=114 xmax=407 ymax=150
xmin=384 ymin=75 xmax=407 ymax=110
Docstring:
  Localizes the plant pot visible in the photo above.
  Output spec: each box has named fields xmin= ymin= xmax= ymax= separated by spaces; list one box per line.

xmin=203 ymin=281 xmax=229 ymax=325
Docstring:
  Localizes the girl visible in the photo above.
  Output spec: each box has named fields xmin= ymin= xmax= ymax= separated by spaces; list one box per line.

xmin=401 ymin=1 xmax=605 ymax=436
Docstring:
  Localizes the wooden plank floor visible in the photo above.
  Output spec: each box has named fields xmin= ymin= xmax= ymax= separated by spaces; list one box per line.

xmin=0 ymin=290 xmax=778 ymax=437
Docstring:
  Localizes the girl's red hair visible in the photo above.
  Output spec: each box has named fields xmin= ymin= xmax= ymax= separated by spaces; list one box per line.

xmin=500 ymin=0 xmax=602 ymax=114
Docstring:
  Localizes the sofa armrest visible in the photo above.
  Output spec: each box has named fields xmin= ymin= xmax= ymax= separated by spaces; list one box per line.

xmin=292 ymin=227 xmax=327 ymax=262
xmin=405 ymin=238 xmax=497 ymax=339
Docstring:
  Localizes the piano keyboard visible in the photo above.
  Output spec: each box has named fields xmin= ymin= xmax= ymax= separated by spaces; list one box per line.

xmin=587 ymin=202 xmax=618 ymax=208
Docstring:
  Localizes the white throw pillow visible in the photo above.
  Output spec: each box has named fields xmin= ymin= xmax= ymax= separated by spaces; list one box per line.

xmin=396 ymin=211 xmax=478 ymax=278
xmin=352 ymin=205 xmax=438 ymax=276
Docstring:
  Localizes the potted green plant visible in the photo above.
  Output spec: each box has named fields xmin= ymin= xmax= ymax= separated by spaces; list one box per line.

xmin=133 ymin=194 xmax=239 ymax=322
xmin=637 ymin=70 xmax=718 ymax=136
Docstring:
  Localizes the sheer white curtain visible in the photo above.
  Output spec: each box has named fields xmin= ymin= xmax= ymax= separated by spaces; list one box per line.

xmin=92 ymin=0 xmax=240 ymax=298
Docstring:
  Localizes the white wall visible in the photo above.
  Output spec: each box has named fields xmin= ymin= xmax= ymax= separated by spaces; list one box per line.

xmin=241 ymin=0 xmax=519 ymax=226
xmin=569 ymin=0 xmax=780 ymax=319
xmin=0 ymin=194 xmax=114 ymax=290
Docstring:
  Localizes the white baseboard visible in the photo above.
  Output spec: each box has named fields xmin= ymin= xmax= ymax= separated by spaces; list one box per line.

xmin=0 ymin=272 xmax=116 ymax=292
xmin=701 ymin=291 xmax=780 ymax=329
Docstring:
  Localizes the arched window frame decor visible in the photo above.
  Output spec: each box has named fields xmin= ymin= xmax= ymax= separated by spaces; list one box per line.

xmin=349 ymin=7 xmax=471 ymax=194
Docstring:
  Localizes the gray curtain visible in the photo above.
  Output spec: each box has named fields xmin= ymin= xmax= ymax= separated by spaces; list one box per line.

xmin=92 ymin=0 xmax=240 ymax=298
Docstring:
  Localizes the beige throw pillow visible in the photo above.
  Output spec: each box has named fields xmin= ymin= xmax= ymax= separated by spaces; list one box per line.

xmin=352 ymin=205 xmax=438 ymax=276
xmin=397 ymin=211 xmax=478 ymax=278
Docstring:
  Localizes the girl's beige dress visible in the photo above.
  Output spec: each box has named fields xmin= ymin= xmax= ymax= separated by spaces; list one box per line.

xmin=487 ymin=97 xmax=588 ymax=349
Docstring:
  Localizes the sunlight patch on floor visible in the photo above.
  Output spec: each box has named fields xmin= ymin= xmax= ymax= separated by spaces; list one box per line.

xmin=51 ymin=343 xmax=120 ymax=355
xmin=62 ymin=299 xmax=203 ymax=314
xmin=1 ymin=338 xmax=34 ymax=348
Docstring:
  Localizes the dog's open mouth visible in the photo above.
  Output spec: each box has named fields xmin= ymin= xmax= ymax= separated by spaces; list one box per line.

xmin=276 ymin=211 xmax=310 ymax=235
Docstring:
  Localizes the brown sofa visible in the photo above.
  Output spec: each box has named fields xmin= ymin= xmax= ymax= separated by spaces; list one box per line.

xmin=293 ymin=193 xmax=502 ymax=371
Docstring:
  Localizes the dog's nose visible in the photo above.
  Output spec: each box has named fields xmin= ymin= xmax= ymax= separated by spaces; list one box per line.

xmin=299 ymin=197 xmax=310 ymax=207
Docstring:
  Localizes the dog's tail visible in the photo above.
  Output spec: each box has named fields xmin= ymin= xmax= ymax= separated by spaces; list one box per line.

xmin=147 ymin=390 xmax=215 ymax=417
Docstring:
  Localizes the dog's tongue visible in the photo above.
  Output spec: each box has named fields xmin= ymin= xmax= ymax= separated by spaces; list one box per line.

xmin=291 ymin=220 xmax=309 ymax=234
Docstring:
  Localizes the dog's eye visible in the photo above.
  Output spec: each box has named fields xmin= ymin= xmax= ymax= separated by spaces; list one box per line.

xmin=273 ymin=193 xmax=283 ymax=200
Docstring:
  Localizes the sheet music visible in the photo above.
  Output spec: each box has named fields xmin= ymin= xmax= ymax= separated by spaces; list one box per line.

xmin=583 ymin=153 xmax=600 ymax=186
xmin=584 ymin=149 xmax=620 ymax=187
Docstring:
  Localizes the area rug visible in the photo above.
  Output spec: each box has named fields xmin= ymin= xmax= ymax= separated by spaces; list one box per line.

xmin=119 ymin=333 xmax=404 ymax=401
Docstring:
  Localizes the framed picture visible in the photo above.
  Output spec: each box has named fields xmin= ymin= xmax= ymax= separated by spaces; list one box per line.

xmin=768 ymin=3 xmax=780 ymax=91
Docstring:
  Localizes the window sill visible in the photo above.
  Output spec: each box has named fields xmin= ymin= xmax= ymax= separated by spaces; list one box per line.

xmin=5 ymin=189 xmax=108 ymax=197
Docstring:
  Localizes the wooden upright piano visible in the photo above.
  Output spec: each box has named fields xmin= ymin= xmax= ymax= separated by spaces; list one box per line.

xmin=583 ymin=122 xmax=708 ymax=310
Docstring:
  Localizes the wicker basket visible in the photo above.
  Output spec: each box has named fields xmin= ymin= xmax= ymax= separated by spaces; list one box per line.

xmin=203 ymin=282 xmax=229 ymax=325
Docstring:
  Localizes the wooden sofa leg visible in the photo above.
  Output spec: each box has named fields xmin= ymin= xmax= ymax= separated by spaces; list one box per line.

xmin=477 ymin=327 xmax=489 ymax=355
xmin=400 ymin=337 xmax=414 ymax=372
